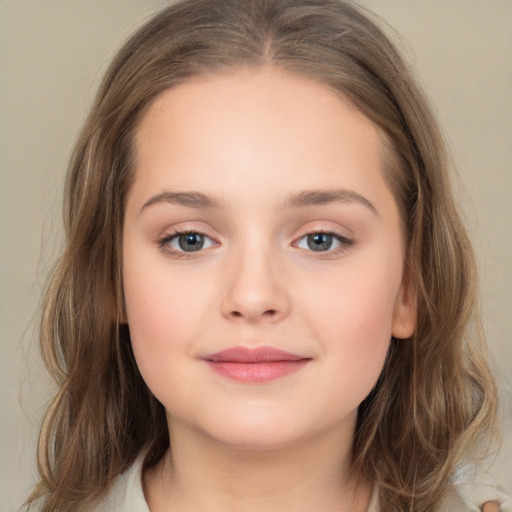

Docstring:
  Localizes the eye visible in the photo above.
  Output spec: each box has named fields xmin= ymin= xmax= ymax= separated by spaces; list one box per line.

xmin=294 ymin=232 xmax=352 ymax=253
xmin=160 ymin=231 xmax=216 ymax=253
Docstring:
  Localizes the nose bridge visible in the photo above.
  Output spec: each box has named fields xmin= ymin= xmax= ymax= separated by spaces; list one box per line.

xmin=221 ymin=233 xmax=288 ymax=323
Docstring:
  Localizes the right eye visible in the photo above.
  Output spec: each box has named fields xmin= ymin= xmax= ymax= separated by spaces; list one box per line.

xmin=159 ymin=231 xmax=216 ymax=253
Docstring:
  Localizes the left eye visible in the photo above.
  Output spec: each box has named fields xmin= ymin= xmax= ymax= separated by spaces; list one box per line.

xmin=295 ymin=233 xmax=347 ymax=252
xmin=164 ymin=232 xmax=216 ymax=252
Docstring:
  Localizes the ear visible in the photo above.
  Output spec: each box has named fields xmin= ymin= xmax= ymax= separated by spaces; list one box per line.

xmin=391 ymin=266 xmax=416 ymax=339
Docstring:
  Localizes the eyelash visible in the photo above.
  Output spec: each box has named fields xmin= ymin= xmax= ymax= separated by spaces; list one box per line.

xmin=157 ymin=229 xmax=354 ymax=259
xmin=293 ymin=230 xmax=354 ymax=259
xmin=158 ymin=229 xmax=217 ymax=259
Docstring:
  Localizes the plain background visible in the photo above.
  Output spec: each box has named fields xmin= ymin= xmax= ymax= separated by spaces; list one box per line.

xmin=1 ymin=1 xmax=511 ymax=509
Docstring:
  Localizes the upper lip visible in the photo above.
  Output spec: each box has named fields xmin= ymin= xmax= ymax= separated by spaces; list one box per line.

xmin=204 ymin=346 xmax=309 ymax=363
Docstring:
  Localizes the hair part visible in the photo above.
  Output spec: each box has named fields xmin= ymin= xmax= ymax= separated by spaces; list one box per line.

xmin=29 ymin=1 xmax=498 ymax=511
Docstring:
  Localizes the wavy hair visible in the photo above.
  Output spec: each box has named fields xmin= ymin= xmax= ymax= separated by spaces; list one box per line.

xmin=28 ymin=0 xmax=497 ymax=510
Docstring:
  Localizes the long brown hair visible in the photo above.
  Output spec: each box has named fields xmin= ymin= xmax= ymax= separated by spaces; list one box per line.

xmin=28 ymin=1 xmax=497 ymax=510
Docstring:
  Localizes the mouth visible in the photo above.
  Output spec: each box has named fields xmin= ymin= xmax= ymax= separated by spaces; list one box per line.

xmin=203 ymin=346 xmax=312 ymax=383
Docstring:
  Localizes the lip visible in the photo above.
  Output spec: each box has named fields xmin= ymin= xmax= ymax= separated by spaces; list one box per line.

xmin=203 ymin=346 xmax=311 ymax=383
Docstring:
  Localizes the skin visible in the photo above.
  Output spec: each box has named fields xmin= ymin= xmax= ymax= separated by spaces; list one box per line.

xmin=122 ymin=66 xmax=415 ymax=512
xmin=482 ymin=502 xmax=501 ymax=512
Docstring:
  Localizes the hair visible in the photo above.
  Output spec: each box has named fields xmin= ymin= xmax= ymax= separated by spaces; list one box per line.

xmin=28 ymin=0 xmax=498 ymax=511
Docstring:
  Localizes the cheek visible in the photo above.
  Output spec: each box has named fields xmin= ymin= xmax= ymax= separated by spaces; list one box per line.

xmin=308 ymin=272 xmax=398 ymax=337
xmin=305 ymin=281 xmax=396 ymax=413
xmin=299 ymin=254 xmax=402 ymax=374
xmin=123 ymin=272 xmax=213 ymax=416
xmin=122 ymin=247 xmax=212 ymax=379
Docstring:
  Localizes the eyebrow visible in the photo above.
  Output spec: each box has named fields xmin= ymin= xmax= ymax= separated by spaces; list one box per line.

xmin=284 ymin=189 xmax=379 ymax=216
xmin=140 ymin=191 xmax=223 ymax=213
xmin=140 ymin=188 xmax=378 ymax=216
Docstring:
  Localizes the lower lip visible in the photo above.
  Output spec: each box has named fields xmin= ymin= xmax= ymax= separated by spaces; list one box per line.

xmin=206 ymin=360 xmax=310 ymax=383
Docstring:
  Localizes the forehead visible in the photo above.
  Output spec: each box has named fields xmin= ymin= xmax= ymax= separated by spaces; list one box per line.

xmin=130 ymin=66 xmax=394 ymax=214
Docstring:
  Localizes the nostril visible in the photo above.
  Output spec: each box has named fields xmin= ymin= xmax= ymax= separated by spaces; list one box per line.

xmin=228 ymin=309 xmax=278 ymax=319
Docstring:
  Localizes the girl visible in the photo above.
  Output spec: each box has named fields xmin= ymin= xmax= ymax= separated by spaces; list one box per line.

xmin=27 ymin=0 xmax=505 ymax=510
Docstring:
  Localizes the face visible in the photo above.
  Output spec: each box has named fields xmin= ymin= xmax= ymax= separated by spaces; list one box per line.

xmin=123 ymin=66 xmax=415 ymax=450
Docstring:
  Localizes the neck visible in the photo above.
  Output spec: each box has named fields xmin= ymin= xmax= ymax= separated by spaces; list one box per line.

xmin=144 ymin=417 xmax=372 ymax=512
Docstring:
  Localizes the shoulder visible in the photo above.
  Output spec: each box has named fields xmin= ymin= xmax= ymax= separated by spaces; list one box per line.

xmin=366 ymin=486 xmax=472 ymax=512
xmin=451 ymin=463 xmax=512 ymax=512
xmin=449 ymin=484 xmax=512 ymax=512
xmin=368 ymin=482 xmax=511 ymax=512
xmin=83 ymin=458 xmax=149 ymax=512
xmin=441 ymin=485 xmax=476 ymax=512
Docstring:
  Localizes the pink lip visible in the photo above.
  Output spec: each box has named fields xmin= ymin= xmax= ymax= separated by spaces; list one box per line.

xmin=203 ymin=346 xmax=311 ymax=383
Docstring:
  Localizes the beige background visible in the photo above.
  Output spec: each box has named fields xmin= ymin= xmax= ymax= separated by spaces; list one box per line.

xmin=1 ymin=1 xmax=510 ymax=509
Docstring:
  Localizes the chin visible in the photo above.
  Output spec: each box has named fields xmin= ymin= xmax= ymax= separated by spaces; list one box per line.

xmin=182 ymin=408 xmax=314 ymax=452
xmin=195 ymin=408 xmax=346 ymax=453
xmin=207 ymin=427 xmax=307 ymax=452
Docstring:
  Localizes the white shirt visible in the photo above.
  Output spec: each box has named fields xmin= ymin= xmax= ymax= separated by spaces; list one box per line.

xmin=85 ymin=457 xmax=510 ymax=512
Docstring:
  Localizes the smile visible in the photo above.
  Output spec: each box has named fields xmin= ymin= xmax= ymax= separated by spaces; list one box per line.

xmin=203 ymin=346 xmax=312 ymax=383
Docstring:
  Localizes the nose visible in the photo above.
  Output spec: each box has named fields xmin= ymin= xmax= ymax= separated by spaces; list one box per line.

xmin=220 ymin=244 xmax=290 ymax=324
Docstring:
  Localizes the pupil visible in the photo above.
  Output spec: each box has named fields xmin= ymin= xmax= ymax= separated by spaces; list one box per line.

xmin=308 ymin=233 xmax=332 ymax=251
xmin=179 ymin=233 xmax=204 ymax=252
